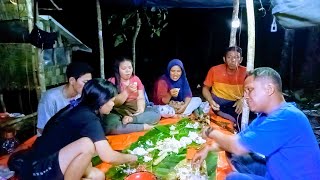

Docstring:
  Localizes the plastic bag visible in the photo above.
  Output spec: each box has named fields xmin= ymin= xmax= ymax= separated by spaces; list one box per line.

xmin=200 ymin=101 xmax=210 ymax=114
xmin=156 ymin=105 xmax=175 ymax=118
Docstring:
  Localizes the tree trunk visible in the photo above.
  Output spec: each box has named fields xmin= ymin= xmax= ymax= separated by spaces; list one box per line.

xmin=280 ymin=29 xmax=295 ymax=90
xmin=96 ymin=0 xmax=105 ymax=79
xmin=300 ymin=26 xmax=320 ymax=88
xmin=229 ymin=0 xmax=240 ymax=47
xmin=241 ymin=0 xmax=255 ymax=131
xmin=132 ymin=10 xmax=141 ymax=74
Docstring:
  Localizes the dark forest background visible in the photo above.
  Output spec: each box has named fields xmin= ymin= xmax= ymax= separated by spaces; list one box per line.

xmin=2 ymin=2 xmax=320 ymax=115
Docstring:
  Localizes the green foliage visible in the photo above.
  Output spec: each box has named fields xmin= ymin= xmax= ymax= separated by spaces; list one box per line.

xmin=152 ymin=149 xmax=186 ymax=178
xmin=107 ymin=8 xmax=168 ymax=47
xmin=105 ymin=164 xmax=129 ymax=180
xmin=101 ymin=118 xmax=218 ymax=179
xmin=206 ymin=151 xmax=218 ymax=179
xmin=0 ymin=44 xmax=35 ymax=90
xmin=92 ymin=155 xmax=102 ymax=167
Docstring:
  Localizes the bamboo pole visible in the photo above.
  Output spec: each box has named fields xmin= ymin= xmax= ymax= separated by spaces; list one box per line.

xmin=241 ymin=0 xmax=255 ymax=131
xmin=132 ymin=10 xmax=141 ymax=74
xmin=96 ymin=0 xmax=105 ymax=78
xmin=0 ymin=112 xmax=37 ymax=128
xmin=229 ymin=0 xmax=240 ymax=47
xmin=26 ymin=0 xmax=41 ymax=99
xmin=33 ymin=0 xmax=46 ymax=98
xmin=0 ymin=94 xmax=6 ymax=113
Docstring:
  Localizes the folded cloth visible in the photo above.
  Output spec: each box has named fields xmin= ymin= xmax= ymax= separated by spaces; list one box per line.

xmin=156 ymin=105 xmax=175 ymax=118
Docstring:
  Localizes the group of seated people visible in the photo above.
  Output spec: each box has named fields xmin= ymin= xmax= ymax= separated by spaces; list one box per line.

xmin=37 ymin=46 xmax=247 ymax=138
xmin=7 ymin=46 xmax=320 ymax=180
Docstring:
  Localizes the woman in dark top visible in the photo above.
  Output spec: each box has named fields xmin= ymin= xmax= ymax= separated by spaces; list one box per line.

xmin=8 ymin=78 xmax=137 ymax=180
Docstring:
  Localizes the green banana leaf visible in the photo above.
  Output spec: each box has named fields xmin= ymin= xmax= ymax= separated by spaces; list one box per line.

xmin=206 ymin=151 xmax=218 ymax=179
xmin=95 ymin=118 xmax=218 ymax=179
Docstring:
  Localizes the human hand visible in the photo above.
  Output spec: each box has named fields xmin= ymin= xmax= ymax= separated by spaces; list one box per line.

xmin=132 ymin=108 xmax=144 ymax=116
xmin=126 ymin=82 xmax=138 ymax=93
xmin=176 ymin=105 xmax=187 ymax=114
xmin=126 ymin=155 xmax=139 ymax=165
xmin=122 ymin=116 xmax=133 ymax=124
xmin=192 ymin=145 xmax=209 ymax=166
xmin=170 ymin=88 xmax=180 ymax=97
xmin=210 ymin=101 xmax=220 ymax=111
xmin=233 ymin=98 xmax=243 ymax=114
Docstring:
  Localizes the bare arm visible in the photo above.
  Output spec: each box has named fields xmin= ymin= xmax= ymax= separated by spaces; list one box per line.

xmin=154 ymin=79 xmax=172 ymax=104
xmin=202 ymin=85 xmax=220 ymax=111
xmin=192 ymin=142 xmax=222 ymax=165
xmin=94 ymin=140 xmax=137 ymax=165
xmin=114 ymin=90 xmax=129 ymax=106
xmin=162 ymin=93 xmax=172 ymax=104
xmin=205 ymin=128 xmax=248 ymax=155
xmin=135 ymin=90 xmax=146 ymax=115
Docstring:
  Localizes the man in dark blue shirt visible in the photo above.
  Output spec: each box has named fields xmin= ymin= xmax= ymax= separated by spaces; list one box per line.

xmin=193 ymin=67 xmax=320 ymax=180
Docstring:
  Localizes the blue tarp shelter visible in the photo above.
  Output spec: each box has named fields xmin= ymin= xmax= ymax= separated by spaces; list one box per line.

xmin=101 ymin=0 xmax=320 ymax=29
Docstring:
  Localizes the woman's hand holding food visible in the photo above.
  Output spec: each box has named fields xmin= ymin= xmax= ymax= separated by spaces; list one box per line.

xmin=170 ymin=88 xmax=180 ymax=97
xmin=126 ymin=82 xmax=138 ymax=93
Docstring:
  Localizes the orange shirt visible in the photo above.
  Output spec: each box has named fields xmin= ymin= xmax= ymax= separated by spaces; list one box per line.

xmin=203 ymin=64 xmax=246 ymax=101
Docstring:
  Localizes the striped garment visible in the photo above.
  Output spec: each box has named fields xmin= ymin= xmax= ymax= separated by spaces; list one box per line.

xmin=204 ymin=64 xmax=246 ymax=101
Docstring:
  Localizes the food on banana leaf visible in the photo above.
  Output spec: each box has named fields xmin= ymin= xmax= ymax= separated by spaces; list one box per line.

xmin=167 ymin=159 xmax=208 ymax=180
xmin=153 ymin=152 xmax=168 ymax=165
xmin=105 ymin=119 xmax=215 ymax=179
xmin=169 ymin=100 xmax=185 ymax=112
xmin=191 ymin=108 xmax=211 ymax=126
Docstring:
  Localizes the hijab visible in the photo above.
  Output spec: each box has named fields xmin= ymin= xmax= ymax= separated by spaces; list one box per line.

xmin=160 ymin=59 xmax=192 ymax=101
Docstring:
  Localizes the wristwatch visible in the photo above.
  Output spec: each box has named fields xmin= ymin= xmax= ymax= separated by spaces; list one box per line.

xmin=205 ymin=127 xmax=214 ymax=137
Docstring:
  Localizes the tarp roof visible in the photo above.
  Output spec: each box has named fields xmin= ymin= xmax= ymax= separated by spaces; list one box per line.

xmin=101 ymin=0 xmax=270 ymax=8
xmin=39 ymin=15 xmax=92 ymax=52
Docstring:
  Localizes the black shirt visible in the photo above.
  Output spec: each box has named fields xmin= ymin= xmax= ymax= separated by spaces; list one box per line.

xmin=31 ymin=105 xmax=106 ymax=160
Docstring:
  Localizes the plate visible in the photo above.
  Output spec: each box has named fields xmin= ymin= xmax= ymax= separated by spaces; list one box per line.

xmin=125 ymin=172 xmax=157 ymax=180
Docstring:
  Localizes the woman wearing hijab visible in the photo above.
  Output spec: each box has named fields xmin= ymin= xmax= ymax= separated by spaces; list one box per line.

xmin=153 ymin=59 xmax=202 ymax=117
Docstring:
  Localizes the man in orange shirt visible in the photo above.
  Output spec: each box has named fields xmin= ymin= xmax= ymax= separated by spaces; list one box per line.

xmin=202 ymin=46 xmax=246 ymax=125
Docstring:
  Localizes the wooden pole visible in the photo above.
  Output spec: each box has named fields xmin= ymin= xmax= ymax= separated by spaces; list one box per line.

xmin=241 ymin=0 xmax=255 ymax=131
xmin=33 ymin=0 xmax=46 ymax=98
xmin=96 ymin=0 xmax=105 ymax=78
xmin=0 ymin=94 xmax=6 ymax=113
xmin=229 ymin=0 xmax=240 ymax=47
xmin=132 ymin=10 xmax=141 ymax=74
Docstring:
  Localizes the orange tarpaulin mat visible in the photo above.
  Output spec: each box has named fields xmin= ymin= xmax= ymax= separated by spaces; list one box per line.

xmin=210 ymin=113 xmax=235 ymax=180
xmin=108 ymin=118 xmax=180 ymax=151
xmin=0 ymin=116 xmax=233 ymax=180
xmin=99 ymin=115 xmax=234 ymax=180
xmin=0 ymin=135 xmax=36 ymax=166
xmin=93 ymin=118 xmax=181 ymax=173
xmin=0 ymin=118 xmax=180 ymax=166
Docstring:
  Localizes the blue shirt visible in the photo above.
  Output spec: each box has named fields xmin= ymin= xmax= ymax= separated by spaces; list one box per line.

xmin=239 ymin=102 xmax=320 ymax=180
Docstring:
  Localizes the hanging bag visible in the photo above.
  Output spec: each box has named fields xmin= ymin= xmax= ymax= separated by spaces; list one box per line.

xmin=29 ymin=25 xmax=57 ymax=49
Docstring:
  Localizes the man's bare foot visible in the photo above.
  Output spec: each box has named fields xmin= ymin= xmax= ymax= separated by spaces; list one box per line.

xmin=122 ymin=116 xmax=133 ymax=124
xmin=143 ymin=124 xmax=154 ymax=131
